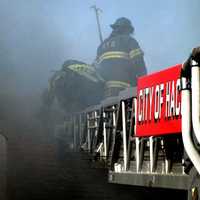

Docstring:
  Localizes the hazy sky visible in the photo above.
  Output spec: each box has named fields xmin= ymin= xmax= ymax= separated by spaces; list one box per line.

xmin=0 ymin=0 xmax=199 ymax=94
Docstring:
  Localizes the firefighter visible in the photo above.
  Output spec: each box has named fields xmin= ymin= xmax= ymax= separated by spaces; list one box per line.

xmin=43 ymin=60 xmax=104 ymax=164
xmin=96 ymin=17 xmax=147 ymax=97
xmin=45 ymin=59 xmax=104 ymax=113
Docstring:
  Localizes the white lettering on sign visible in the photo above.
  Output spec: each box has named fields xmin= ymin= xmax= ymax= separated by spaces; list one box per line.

xmin=159 ymin=83 xmax=164 ymax=119
xmin=165 ymin=82 xmax=170 ymax=117
xmin=170 ymin=80 xmax=175 ymax=116
xmin=145 ymin=88 xmax=149 ymax=121
xmin=154 ymin=85 xmax=159 ymax=120
xmin=175 ymin=79 xmax=181 ymax=116
xmin=149 ymin=87 xmax=154 ymax=121
xmin=138 ymin=79 xmax=181 ymax=122
xmin=138 ymin=90 xmax=143 ymax=122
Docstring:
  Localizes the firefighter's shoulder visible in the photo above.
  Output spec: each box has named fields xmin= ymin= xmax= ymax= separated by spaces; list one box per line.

xmin=127 ymin=37 xmax=144 ymax=59
xmin=127 ymin=36 xmax=140 ymax=49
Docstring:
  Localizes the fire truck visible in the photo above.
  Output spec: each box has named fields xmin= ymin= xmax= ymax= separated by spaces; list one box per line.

xmin=64 ymin=49 xmax=200 ymax=200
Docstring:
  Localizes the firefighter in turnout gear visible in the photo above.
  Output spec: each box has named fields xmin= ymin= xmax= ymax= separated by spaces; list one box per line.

xmin=96 ymin=17 xmax=147 ymax=97
xmin=45 ymin=60 xmax=104 ymax=113
xmin=44 ymin=60 xmax=104 ymax=163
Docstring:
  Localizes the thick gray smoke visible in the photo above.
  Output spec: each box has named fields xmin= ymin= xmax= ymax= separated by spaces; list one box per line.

xmin=0 ymin=1 xmax=199 ymax=200
xmin=0 ymin=0 xmax=199 ymax=123
xmin=0 ymin=0 xmax=70 ymax=123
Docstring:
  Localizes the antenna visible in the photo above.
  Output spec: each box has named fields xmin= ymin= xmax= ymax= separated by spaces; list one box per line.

xmin=91 ymin=5 xmax=103 ymax=44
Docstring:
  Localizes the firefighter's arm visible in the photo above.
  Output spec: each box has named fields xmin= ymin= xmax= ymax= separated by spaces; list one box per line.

xmin=128 ymin=38 xmax=147 ymax=77
xmin=131 ymin=55 xmax=147 ymax=77
xmin=42 ymin=88 xmax=54 ymax=107
xmin=44 ymin=70 xmax=65 ymax=107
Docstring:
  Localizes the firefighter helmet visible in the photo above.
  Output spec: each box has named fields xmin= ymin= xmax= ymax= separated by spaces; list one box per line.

xmin=62 ymin=60 xmax=85 ymax=72
xmin=110 ymin=17 xmax=134 ymax=33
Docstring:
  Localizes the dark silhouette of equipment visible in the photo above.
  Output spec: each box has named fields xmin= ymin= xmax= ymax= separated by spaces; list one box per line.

xmin=91 ymin=5 xmax=103 ymax=44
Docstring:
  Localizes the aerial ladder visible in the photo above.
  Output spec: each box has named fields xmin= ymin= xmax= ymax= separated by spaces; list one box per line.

xmin=68 ymin=48 xmax=200 ymax=200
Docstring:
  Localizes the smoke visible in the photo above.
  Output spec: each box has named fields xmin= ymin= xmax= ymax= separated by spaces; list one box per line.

xmin=0 ymin=0 xmax=199 ymax=123
xmin=0 ymin=0 xmax=199 ymax=97
xmin=0 ymin=1 xmax=199 ymax=199
xmin=0 ymin=1 xmax=66 ymax=124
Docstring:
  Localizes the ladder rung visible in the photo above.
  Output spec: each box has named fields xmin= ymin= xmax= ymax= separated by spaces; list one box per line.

xmin=87 ymin=116 xmax=100 ymax=120
xmin=88 ymin=126 xmax=98 ymax=129
xmin=104 ymin=108 xmax=117 ymax=112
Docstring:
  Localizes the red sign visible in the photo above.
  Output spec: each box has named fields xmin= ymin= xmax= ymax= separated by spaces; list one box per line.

xmin=136 ymin=64 xmax=182 ymax=137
